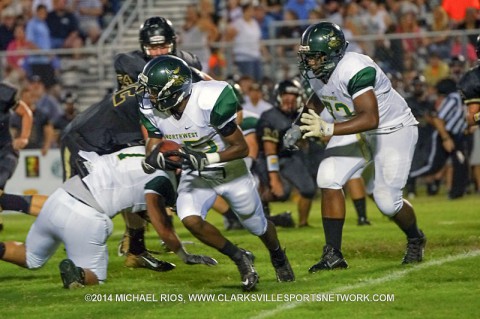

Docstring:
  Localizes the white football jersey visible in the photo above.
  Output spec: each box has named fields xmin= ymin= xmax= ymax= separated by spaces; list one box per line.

xmin=307 ymin=52 xmax=418 ymax=133
xmin=79 ymin=146 xmax=176 ymax=218
xmin=139 ymin=80 xmax=238 ymax=168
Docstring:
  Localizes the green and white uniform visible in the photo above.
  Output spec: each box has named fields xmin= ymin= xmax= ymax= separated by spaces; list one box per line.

xmin=140 ymin=80 xmax=267 ymax=235
xmin=25 ymin=146 xmax=176 ymax=281
xmin=307 ymin=52 xmax=418 ymax=216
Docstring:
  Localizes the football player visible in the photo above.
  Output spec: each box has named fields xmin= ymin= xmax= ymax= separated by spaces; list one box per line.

xmin=137 ymin=55 xmax=295 ymax=291
xmin=296 ymin=22 xmax=426 ymax=271
xmin=114 ymin=16 xmax=205 ymax=90
xmin=0 ymin=146 xmax=217 ymax=289
xmin=112 ymin=16 xmax=211 ymax=265
xmin=0 ymin=82 xmax=33 ymax=231
xmin=458 ymin=35 xmax=480 ymax=127
xmin=256 ymin=79 xmax=315 ymax=227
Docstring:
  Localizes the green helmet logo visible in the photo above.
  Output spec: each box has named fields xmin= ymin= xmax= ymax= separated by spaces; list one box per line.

xmin=298 ymin=22 xmax=348 ymax=82
xmin=137 ymin=55 xmax=192 ymax=112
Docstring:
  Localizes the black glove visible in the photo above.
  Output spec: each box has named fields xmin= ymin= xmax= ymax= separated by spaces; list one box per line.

xmin=145 ymin=147 xmax=183 ymax=171
xmin=181 ymin=146 xmax=209 ymax=171
xmin=184 ymin=254 xmax=218 ymax=266
xmin=141 ymin=159 xmax=157 ymax=174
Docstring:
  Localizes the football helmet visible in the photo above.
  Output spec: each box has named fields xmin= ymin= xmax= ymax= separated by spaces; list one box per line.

xmin=298 ymin=22 xmax=348 ymax=82
xmin=137 ymin=55 xmax=192 ymax=112
xmin=273 ymin=79 xmax=304 ymax=113
xmin=139 ymin=16 xmax=177 ymax=58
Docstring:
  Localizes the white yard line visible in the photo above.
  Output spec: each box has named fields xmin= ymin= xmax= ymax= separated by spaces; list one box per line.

xmin=252 ymin=250 xmax=480 ymax=319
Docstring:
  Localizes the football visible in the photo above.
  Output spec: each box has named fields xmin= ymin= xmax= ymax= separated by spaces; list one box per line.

xmin=157 ymin=140 xmax=182 ymax=168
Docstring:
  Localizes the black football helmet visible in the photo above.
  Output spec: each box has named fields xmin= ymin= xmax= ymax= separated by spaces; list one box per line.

xmin=137 ymin=55 xmax=192 ymax=112
xmin=139 ymin=16 xmax=177 ymax=58
xmin=273 ymin=79 xmax=304 ymax=114
xmin=298 ymin=22 xmax=348 ymax=83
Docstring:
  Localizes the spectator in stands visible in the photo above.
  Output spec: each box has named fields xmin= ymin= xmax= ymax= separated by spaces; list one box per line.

xmin=72 ymin=0 xmax=103 ymax=45
xmin=426 ymin=5 xmax=452 ymax=59
xmin=6 ymin=23 xmax=36 ymax=77
xmin=10 ymin=85 xmax=55 ymax=155
xmin=396 ymin=9 xmax=425 ymax=57
xmin=423 ymin=51 xmax=450 ymax=87
xmin=276 ymin=9 xmax=303 ymax=63
xmin=254 ymin=1 xmax=276 ymax=40
xmin=450 ymin=35 xmax=478 ymax=64
xmin=284 ymin=0 xmax=318 ymax=21
xmin=0 ymin=7 xmax=17 ymax=51
xmin=242 ymin=82 xmax=273 ymax=117
xmin=32 ymin=0 xmax=53 ymax=12
xmin=224 ymin=0 xmax=242 ymax=23
xmin=360 ymin=0 xmax=391 ymax=57
xmin=456 ymin=6 xmax=480 ymax=46
xmin=323 ymin=0 xmax=343 ymax=27
xmin=46 ymin=0 xmax=83 ymax=57
xmin=26 ymin=4 xmax=58 ymax=87
xmin=225 ymin=2 xmax=264 ymax=82
xmin=180 ymin=4 xmax=219 ymax=74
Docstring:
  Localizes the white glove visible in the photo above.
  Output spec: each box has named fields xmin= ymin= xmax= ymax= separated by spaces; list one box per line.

xmin=300 ymin=109 xmax=334 ymax=138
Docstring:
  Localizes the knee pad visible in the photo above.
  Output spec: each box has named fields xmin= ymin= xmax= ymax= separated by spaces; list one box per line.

xmin=373 ymin=189 xmax=403 ymax=217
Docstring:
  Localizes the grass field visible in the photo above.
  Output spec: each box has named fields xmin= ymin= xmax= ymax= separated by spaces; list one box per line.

xmin=1 ymin=192 xmax=479 ymax=319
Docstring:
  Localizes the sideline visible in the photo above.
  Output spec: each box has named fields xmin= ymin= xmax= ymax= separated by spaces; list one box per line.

xmin=252 ymin=250 xmax=480 ymax=319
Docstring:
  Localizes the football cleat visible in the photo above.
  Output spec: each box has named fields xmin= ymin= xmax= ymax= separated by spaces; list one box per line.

xmin=59 ymin=259 xmax=85 ymax=289
xmin=235 ymin=249 xmax=259 ymax=291
xmin=357 ymin=217 xmax=371 ymax=226
xmin=125 ymin=252 xmax=176 ymax=272
xmin=402 ymin=231 xmax=426 ymax=264
xmin=271 ymin=249 xmax=295 ymax=282
xmin=308 ymin=245 xmax=348 ymax=273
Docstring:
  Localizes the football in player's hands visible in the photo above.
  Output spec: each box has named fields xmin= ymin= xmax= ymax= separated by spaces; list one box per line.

xmin=148 ymin=140 xmax=184 ymax=170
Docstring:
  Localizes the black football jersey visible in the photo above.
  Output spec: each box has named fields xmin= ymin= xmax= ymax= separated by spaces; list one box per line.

xmin=114 ymin=49 xmax=203 ymax=90
xmin=257 ymin=108 xmax=299 ymax=155
xmin=0 ymin=83 xmax=18 ymax=146
xmin=458 ymin=65 xmax=480 ymax=104
xmin=61 ymin=85 xmax=143 ymax=154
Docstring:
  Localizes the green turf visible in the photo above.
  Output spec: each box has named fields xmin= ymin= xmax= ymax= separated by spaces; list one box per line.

xmin=1 ymin=193 xmax=479 ymax=319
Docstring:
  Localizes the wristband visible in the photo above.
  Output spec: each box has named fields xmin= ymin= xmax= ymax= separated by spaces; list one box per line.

xmin=266 ymin=155 xmax=279 ymax=172
xmin=206 ymin=152 xmax=220 ymax=164
xmin=474 ymin=112 xmax=480 ymax=124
